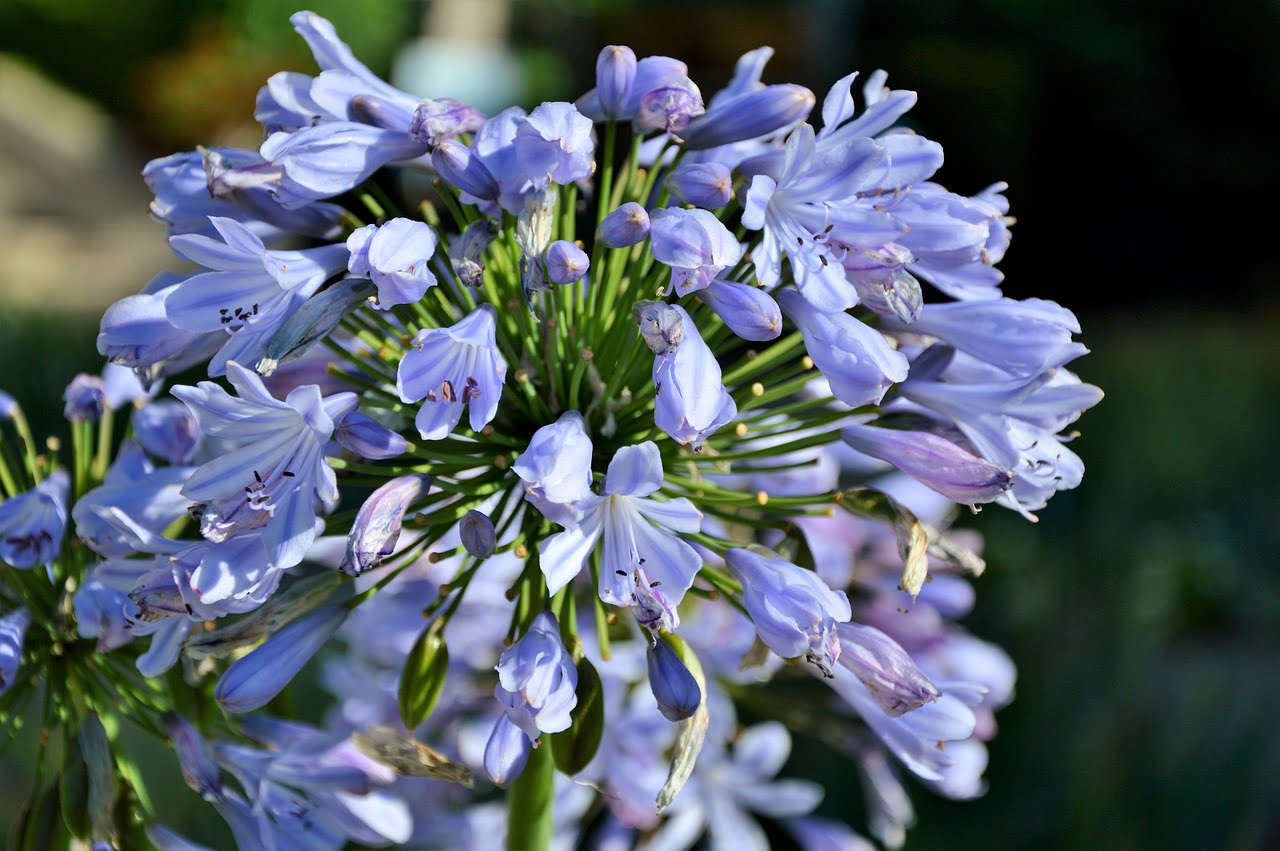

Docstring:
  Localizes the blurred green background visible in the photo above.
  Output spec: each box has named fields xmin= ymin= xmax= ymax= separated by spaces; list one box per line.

xmin=2 ymin=0 xmax=1278 ymax=848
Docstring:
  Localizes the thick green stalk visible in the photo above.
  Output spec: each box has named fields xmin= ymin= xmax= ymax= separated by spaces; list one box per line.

xmin=506 ymin=736 xmax=555 ymax=851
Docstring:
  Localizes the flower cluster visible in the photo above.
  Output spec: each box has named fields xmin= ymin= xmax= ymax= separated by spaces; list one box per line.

xmin=0 ymin=11 xmax=1101 ymax=850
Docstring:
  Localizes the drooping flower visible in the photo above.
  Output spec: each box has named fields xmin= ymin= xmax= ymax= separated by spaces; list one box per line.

xmin=697 ymin=278 xmax=782 ymax=342
xmin=493 ymin=611 xmax=577 ymax=741
xmin=725 ymin=548 xmax=852 ymax=676
xmin=512 ymin=410 xmax=594 ymax=528
xmin=0 ymin=472 xmax=68 ymax=569
xmin=652 ymin=305 xmax=738 ymax=448
xmin=215 ymin=603 xmax=347 ymax=713
xmin=345 ymin=218 xmax=440 ymax=309
xmin=649 ymin=207 xmax=743 ymax=296
xmin=172 ymin=362 xmax=357 ymax=567
xmin=646 ymin=638 xmax=702 ymax=721
xmin=396 ymin=305 xmax=507 ymax=441
xmin=514 ymin=102 xmax=595 ymax=186
xmin=777 ymin=288 xmax=909 ymax=408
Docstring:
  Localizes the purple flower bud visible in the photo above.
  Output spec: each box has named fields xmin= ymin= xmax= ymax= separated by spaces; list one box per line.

xmin=449 ymin=218 xmax=498 ymax=288
xmin=633 ymin=300 xmax=683 ymax=355
xmin=64 ymin=374 xmax=105 ymax=422
xmin=335 ymin=411 xmax=408 ymax=460
xmin=432 ymin=139 xmax=500 ymax=201
xmin=653 ymin=305 xmax=737 ymax=448
xmin=646 ymin=638 xmax=701 ymax=722
xmin=215 ymin=604 xmax=347 ymax=713
xmin=459 ymin=510 xmax=497 ymax=559
xmin=1 ymin=607 xmax=31 ymax=696
xmin=649 ymin=207 xmax=742 ymax=296
xmin=595 ymin=46 xmax=637 ymax=119
xmin=596 ymin=201 xmax=650 ymax=248
xmin=515 ymin=102 xmax=595 ymax=186
xmin=682 ymin=84 xmax=815 ymax=150
xmin=342 ymin=475 xmax=429 ymax=576
xmin=346 ymin=217 xmax=440 ymax=310
xmin=837 ymin=622 xmax=941 ymax=717
xmin=664 ymin=162 xmax=733 ymax=209
xmin=484 ymin=714 xmax=531 ymax=788
xmin=544 ymin=240 xmax=589 ymax=284
xmin=0 ymin=472 xmax=68 ymax=569
xmin=697 ymin=279 xmax=781 ymax=341
xmin=495 ymin=611 xmax=577 ymax=740
xmin=725 ymin=548 xmax=852 ymax=676
xmin=166 ymin=714 xmax=223 ymax=799
xmin=132 ymin=401 xmax=200 ymax=465
xmin=410 ymin=97 xmax=485 ymax=146
xmin=0 ymin=391 xmax=18 ymax=420
xmin=511 ymin=411 xmax=593 ymax=528
xmin=840 ymin=422 xmax=1014 ymax=505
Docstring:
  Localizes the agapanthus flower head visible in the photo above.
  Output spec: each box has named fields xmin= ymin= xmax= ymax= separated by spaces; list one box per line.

xmin=1 ymin=19 xmax=1099 ymax=850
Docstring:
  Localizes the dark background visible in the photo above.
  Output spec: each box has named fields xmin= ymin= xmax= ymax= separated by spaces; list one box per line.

xmin=2 ymin=0 xmax=1278 ymax=847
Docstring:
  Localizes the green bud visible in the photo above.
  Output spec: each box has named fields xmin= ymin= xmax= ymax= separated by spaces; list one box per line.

xmin=58 ymin=739 xmax=90 ymax=839
xmin=551 ymin=656 xmax=604 ymax=776
xmin=398 ymin=620 xmax=449 ymax=730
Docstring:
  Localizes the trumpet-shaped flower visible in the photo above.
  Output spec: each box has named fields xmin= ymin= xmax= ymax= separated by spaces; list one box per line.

xmin=172 ymin=362 xmax=357 ymax=568
xmin=539 ymin=442 xmax=703 ymax=612
xmin=396 ymin=305 xmax=507 ymax=440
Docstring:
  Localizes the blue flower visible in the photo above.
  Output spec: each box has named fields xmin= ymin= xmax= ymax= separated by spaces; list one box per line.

xmin=777 ymin=288 xmax=909 ymax=408
xmin=836 ymin=622 xmax=941 ymax=717
xmin=538 ymin=441 xmax=703 ymax=613
xmin=72 ymin=441 xmax=192 ymax=557
xmin=98 ymin=273 xmax=222 ymax=377
xmin=132 ymin=401 xmax=201 ymax=465
xmin=725 ymin=547 xmax=852 ymax=676
xmin=215 ymin=603 xmax=347 ymax=713
xmin=164 ymin=216 xmax=349 ymax=377
xmin=485 ymin=715 xmax=532 ymax=787
xmin=258 ymin=121 xmax=428 ymax=207
xmin=495 ymin=611 xmax=577 ymax=740
xmin=0 ymin=471 xmax=68 ymax=569
xmin=512 ymin=410 xmax=595 ymax=528
xmin=646 ymin=638 xmax=702 ymax=721
xmin=742 ymin=125 xmax=902 ymax=311
xmin=345 ymin=217 xmax=440 ymax=309
xmin=0 ymin=607 xmax=30 ymax=696
xmin=172 ymin=361 xmax=357 ymax=567
xmin=649 ymin=207 xmax=742 ymax=296
xmin=396 ymin=305 xmax=508 ymax=440
xmin=652 ymin=305 xmax=737 ymax=448
xmin=515 ymin=102 xmax=595 ymax=186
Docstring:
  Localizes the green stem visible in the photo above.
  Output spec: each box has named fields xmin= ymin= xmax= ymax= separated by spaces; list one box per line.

xmin=506 ymin=735 xmax=555 ymax=851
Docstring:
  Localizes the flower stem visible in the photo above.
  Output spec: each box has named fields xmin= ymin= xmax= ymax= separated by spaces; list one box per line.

xmin=506 ymin=733 xmax=555 ymax=851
